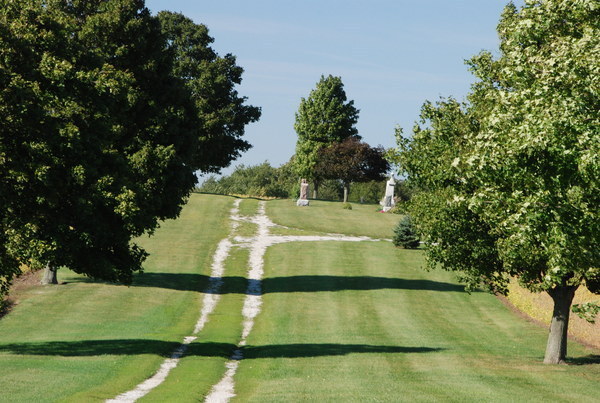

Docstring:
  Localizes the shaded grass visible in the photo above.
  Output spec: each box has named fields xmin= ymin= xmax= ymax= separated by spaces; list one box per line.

xmin=64 ymin=272 xmax=466 ymax=294
xmin=0 ymin=340 xmax=440 ymax=359
xmin=233 ymin=241 xmax=600 ymax=402
xmin=266 ymin=199 xmax=401 ymax=239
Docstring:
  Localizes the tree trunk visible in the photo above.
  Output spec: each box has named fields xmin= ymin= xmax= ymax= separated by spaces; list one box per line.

xmin=343 ymin=182 xmax=350 ymax=203
xmin=543 ymin=284 xmax=577 ymax=364
xmin=41 ymin=264 xmax=58 ymax=285
xmin=312 ymin=181 xmax=320 ymax=200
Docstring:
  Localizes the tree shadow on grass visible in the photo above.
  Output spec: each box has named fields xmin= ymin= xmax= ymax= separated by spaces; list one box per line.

xmin=70 ymin=273 xmax=468 ymax=294
xmin=263 ymin=275 xmax=469 ymax=293
xmin=0 ymin=340 xmax=443 ymax=359
xmin=238 ymin=344 xmax=443 ymax=359
xmin=566 ymin=355 xmax=600 ymax=365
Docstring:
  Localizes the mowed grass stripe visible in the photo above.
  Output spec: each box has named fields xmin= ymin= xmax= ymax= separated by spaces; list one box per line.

xmin=0 ymin=194 xmax=234 ymax=402
xmin=233 ymin=239 xmax=600 ymax=402
xmin=234 ymin=241 xmax=430 ymax=401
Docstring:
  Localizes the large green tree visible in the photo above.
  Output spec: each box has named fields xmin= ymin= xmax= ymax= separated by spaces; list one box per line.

xmin=0 ymin=0 xmax=258 ymax=291
xmin=157 ymin=11 xmax=260 ymax=172
xmin=390 ymin=0 xmax=599 ymax=364
xmin=294 ymin=74 xmax=359 ymax=198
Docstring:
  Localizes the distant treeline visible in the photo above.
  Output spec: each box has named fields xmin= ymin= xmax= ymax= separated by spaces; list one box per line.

xmin=196 ymin=162 xmax=412 ymax=204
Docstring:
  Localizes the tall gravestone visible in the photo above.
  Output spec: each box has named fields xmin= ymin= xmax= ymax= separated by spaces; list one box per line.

xmin=381 ymin=176 xmax=396 ymax=212
xmin=297 ymin=179 xmax=310 ymax=206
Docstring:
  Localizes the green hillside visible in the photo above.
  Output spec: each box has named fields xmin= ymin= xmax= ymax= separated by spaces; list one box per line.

xmin=0 ymin=194 xmax=597 ymax=402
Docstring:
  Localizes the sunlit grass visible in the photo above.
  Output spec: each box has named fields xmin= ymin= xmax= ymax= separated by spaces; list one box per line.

xmin=237 ymin=198 xmax=261 ymax=217
xmin=0 ymin=194 xmax=236 ymax=402
xmin=233 ymin=240 xmax=600 ymax=401
xmin=233 ymin=221 xmax=257 ymax=239
xmin=507 ymin=280 xmax=600 ymax=351
xmin=139 ymin=246 xmax=250 ymax=402
xmin=1 ymin=194 xmax=598 ymax=402
xmin=266 ymin=199 xmax=401 ymax=239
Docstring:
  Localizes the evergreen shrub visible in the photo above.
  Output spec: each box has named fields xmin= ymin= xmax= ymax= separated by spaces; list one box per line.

xmin=393 ymin=215 xmax=420 ymax=248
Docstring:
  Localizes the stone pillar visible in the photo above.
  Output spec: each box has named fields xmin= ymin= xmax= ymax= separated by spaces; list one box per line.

xmin=297 ymin=179 xmax=310 ymax=206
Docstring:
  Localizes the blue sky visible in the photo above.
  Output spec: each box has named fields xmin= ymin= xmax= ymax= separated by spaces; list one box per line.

xmin=145 ymin=0 xmax=522 ymax=177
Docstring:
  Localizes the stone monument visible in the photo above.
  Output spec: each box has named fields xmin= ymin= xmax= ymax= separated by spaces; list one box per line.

xmin=297 ymin=179 xmax=310 ymax=206
xmin=381 ymin=176 xmax=396 ymax=212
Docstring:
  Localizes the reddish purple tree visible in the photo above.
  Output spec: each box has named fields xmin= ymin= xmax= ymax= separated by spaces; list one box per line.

xmin=315 ymin=137 xmax=389 ymax=203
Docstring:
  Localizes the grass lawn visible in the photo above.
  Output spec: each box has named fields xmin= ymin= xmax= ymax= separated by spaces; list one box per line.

xmin=234 ymin=240 xmax=600 ymax=401
xmin=0 ymin=194 xmax=598 ymax=401
xmin=507 ymin=281 xmax=600 ymax=351
xmin=138 ymin=246 xmax=249 ymax=402
xmin=266 ymin=199 xmax=401 ymax=239
xmin=0 ymin=194 xmax=236 ymax=402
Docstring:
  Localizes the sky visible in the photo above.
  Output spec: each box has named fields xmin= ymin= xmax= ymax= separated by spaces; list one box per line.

xmin=144 ymin=0 xmax=523 ymax=178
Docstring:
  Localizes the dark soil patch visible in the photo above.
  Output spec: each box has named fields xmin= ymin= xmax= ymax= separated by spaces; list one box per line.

xmin=0 ymin=270 xmax=40 ymax=320
xmin=0 ymin=299 xmax=12 ymax=320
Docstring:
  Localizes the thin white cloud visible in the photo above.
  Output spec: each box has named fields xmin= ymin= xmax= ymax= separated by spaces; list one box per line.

xmin=242 ymin=58 xmax=470 ymax=90
xmin=187 ymin=13 xmax=316 ymax=37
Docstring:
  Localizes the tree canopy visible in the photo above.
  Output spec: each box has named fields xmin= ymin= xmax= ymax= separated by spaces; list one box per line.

xmin=0 ymin=0 xmax=259 ymax=291
xmin=388 ymin=0 xmax=599 ymax=364
xmin=293 ymin=75 xmax=359 ymax=190
xmin=157 ymin=11 xmax=260 ymax=172
xmin=315 ymin=137 xmax=389 ymax=203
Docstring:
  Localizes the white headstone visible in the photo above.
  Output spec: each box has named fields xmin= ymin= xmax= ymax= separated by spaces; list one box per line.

xmin=381 ymin=176 xmax=396 ymax=212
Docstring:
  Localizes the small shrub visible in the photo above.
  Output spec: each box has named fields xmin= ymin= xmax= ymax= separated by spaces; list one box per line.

xmin=388 ymin=202 xmax=407 ymax=214
xmin=393 ymin=215 xmax=420 ymax=248
xmin=342 ymin=202 xmax=353 ymax=210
